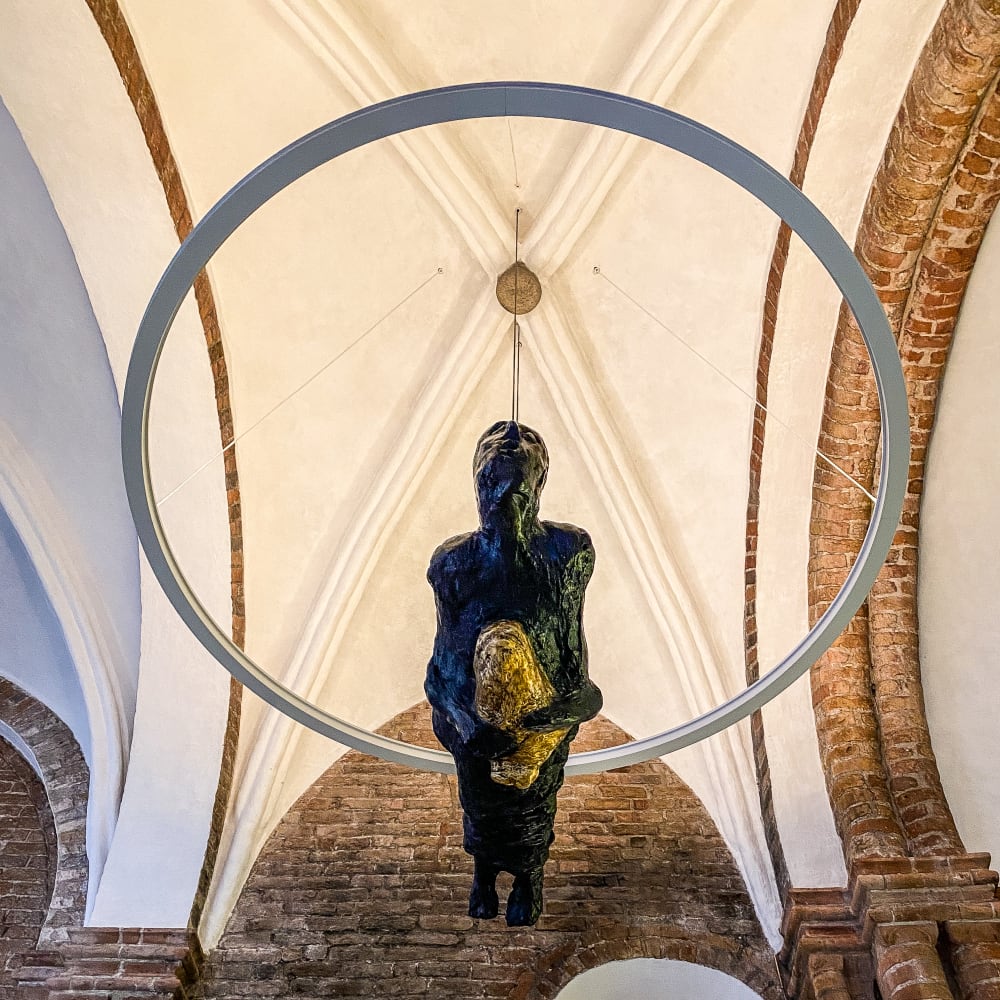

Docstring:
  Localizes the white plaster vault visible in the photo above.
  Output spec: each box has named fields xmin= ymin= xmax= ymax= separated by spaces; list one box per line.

xmin=2 ymin=0 xmax=992 ymax=962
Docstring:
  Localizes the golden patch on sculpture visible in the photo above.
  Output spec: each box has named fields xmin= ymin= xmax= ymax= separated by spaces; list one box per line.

xmin=473 ymin=620 xmax=569 ymax=789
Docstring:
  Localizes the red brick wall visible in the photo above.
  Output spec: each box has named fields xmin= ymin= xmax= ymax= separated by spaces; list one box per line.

xmin=946 ymin=920 xmax=1000 ymax=1000
xmin=745 ymin=0 xmax=1000 ymax=878
xmin=808 ymin=0 xmax=1000 ymax=863
xmin=0 ymin=680 xmax=88 ymax=944
xmin=873 ymin=923 xmax=952 ymax=1000
xmin=0 ymin=737 xmax=55 ymax=999
xmin=15 ymin=927 xmax=199 ymax=1000
xmin=199 ymin=705 xmax=781 ymax=1000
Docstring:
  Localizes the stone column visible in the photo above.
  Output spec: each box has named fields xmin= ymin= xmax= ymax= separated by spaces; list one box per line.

xmin=946 ymin=921 xmax=1000 ymax=1000
xmin=874 ymin=923 xmax=954 ymax=1000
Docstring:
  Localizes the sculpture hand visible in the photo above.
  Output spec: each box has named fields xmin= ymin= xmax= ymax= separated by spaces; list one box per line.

xmin=520 ymin=703 xmax=567 ymax=734
xmin=522 ymin=683 xmax=602 ymax=733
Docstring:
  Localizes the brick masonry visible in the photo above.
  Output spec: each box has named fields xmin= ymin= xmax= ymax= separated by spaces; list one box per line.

xmin=780 ymin=855 xmax=1000 ymax=999
xmin=873 ymin=922 xmax=952 ymax=1000
xmin=866 ymin=61 xmax=1000 ymax=860
xmin=14 ymin=926 xmax=201 ymax=1000
xmin=807 ymin=953 xmax=855 ymax=1000
xmin=0 ymin=679 xmax=88 ymax=946
xmin=807 ymin=0 xmax=1000 ymax=862
xmin=196 ymin=704 xmax=781 ymax=1000
xmin=48 ymin=2 xmax=1000 ymax=998
xmin=745 ymin=3 xmax=1000 ymax=995
xmin=0 ymin=736 xmax=55 ymax=999
xmin=945 ymin=920 xmax=1000 ymax=1000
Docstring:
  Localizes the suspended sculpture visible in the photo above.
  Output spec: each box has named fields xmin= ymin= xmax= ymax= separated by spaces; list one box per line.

xmin=424 ymin=420 xmax=603 ymax=925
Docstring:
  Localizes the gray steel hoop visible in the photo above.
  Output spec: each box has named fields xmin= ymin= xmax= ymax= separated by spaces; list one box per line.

xmin=121 ymin=82 xmax=909 ymax=775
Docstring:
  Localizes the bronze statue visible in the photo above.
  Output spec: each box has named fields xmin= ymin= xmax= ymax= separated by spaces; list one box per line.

xmin=424 ymin=420 xmax=602 ymax=925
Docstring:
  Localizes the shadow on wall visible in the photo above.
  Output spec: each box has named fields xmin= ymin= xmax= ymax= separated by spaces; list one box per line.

xmin=199 ymin=703 xmax=780 ymax=1000
xmin=0 ymin=93 xmax=142 ymax=909
xmin=0 ymin=504 xmax=89 ymax=761
xmin=0 ymin=95 xmax=140 ymax=744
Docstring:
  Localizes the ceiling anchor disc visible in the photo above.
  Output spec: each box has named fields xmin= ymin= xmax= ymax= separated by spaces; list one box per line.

xmin=496 ymin=260 xmax=542 ymax=315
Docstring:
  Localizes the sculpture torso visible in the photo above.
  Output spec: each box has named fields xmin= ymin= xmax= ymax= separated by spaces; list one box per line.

xmin=427 ymin=520 xmax=593 ymax=725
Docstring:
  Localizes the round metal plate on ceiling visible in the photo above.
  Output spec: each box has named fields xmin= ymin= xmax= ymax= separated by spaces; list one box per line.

xmin=496 ymin=260 xmax=542 ymax=315
xmin=121 ymin=82 xmax=909 ymax=775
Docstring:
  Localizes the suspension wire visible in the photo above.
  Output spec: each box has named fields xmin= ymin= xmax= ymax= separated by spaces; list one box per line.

xmin=597 ymin=268 xmax=878 ymax=504
xmin=155 ymin=266 xmax=444 ymax=508
xmin=506 ymin=118 xmax=521 ymax=189
xmin=511 ymin=208 xmax=521 ymax=423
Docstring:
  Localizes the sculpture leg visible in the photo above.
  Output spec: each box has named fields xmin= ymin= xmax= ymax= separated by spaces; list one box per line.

xmin=468 ymin=858 xmax=499 ymax=919
xmin=506 ymin=867 xmax=543 ymax=926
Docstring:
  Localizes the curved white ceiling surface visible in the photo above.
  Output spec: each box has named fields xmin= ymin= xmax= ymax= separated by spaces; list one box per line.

xmin=115 ymin=0 xmax=883 ymax=947
xmin=0 ymin=0 xmax=235 ymax=927
xmin=0 ymin=502 xmax=91 ymax=763
xmin=4 ymin=0 xmax=974 ymax=951
xmin=0 ymin=93 xmax=141 ymax=911
xmin=756 ymin=0 xmax=946 ymax=889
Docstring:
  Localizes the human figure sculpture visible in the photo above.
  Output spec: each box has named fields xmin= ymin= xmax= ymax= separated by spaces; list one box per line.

xmin=424 ymin=420 xmax=603 ymax=925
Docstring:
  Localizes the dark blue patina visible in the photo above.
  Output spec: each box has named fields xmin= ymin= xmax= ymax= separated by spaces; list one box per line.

xmin=425 ymin=421 xmax=603 ymax=925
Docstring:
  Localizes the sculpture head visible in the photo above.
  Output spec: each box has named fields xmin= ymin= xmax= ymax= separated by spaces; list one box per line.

xmin=473 ymin=421 xmax=548 ymax=527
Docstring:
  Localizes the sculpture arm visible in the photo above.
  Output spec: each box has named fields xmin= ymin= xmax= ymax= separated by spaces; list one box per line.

xmin=426 ymin=664 xmax=517 ymax=757
xmin=424 ymin=544 xmax=477 ymax=737
xmin=424 ymin=662 xmax=478 ymax=742
xmin=425 ymin=549 xmax=517 ymax=759
xmin=523 ymin=529 xmax=602 ymax=733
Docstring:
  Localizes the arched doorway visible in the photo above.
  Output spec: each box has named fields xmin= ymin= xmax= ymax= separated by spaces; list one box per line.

xmin=555 ymin=958 xmax=764 ymax=999
xmin=0 ymin=736 xmax=55 ymax=995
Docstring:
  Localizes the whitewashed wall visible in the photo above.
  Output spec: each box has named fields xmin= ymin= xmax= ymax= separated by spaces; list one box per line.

xmin=921 ymin=208 xmax=1000 ymax=869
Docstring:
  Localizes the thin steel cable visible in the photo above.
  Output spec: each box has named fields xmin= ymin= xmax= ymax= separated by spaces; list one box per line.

xmin=506 ymin=118 xmax=521 ymax=189
xmin=155 ymin=266 xmax=444 ymax=507
xmin=511 ymin=208 xmax=521 ymax=422
xmin=598 ymin=268 xmax=878 ymax=503
xmin=517 ymin=320 xmax=522 ymax=421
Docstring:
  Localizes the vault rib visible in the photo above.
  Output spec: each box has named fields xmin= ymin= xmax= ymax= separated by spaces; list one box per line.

xmin=0 ymin=422 xmax=129 ymax=920
xmin=522 ymin=0 xmax=735 ymax=275
xmin=203 ymin=6 xmax=774 ymax=943
xmin=269 ymin=0 xmax=510 ymax=272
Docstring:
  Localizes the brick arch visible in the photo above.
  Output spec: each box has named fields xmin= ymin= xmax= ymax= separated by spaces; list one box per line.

xmin=746 ymin=0 xmax=1000 ymax=870
xmin=200 ymin=704 xmax=780 ymax=1000
xmin=523 ymin=930 xmax=776 ymax=999
xmin=807 ymin=0 xmax=1000 ymax=862
xmin=0 ymin=679 xmax=88 ymax=943
xmin=0 ymin=734 xmax=56 ymax=992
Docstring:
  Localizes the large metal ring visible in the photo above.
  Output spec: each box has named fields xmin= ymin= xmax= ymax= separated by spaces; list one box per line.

xmin=122 ymin=83 xmax=908 ymax=775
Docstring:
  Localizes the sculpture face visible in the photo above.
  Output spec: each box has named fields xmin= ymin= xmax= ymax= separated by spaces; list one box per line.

xmin=473 ymin=420 xmax=548 ymax=522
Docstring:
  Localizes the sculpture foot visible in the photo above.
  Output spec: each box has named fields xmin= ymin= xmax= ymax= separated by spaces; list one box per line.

xmin=506 ymin=868 xmax=543 ymax=926
xmin=468 ymin=861 xmax=499 ymax=920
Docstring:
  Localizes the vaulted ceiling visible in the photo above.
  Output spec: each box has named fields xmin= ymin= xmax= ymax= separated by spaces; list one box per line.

xmin=1 ymin=0 xmax=997 ymax=954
